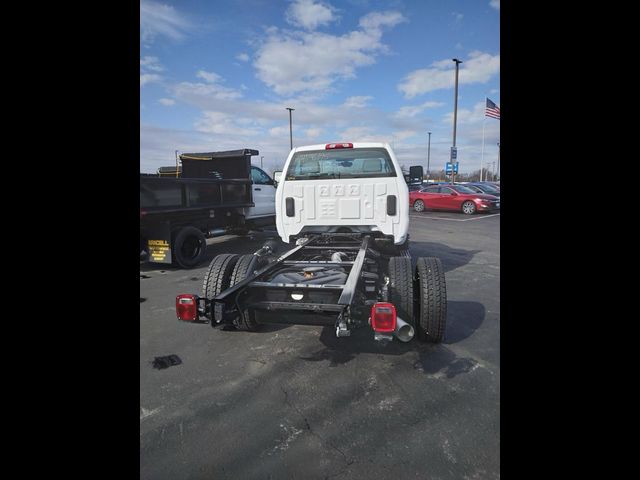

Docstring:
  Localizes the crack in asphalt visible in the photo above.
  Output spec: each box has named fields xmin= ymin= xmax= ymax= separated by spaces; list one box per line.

xmin=280 ymin=385 xmax=355 ymax=475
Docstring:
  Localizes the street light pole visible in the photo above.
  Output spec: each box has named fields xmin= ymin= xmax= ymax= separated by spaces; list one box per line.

xmin=175 ymin=150 xmax=179 ymax=178
xmin=261 ymin=156 xmax=264 ymax=169
xmin=451 ymin=58 xmax=463 ymax=184
xmin=427 ymin=131 xmax=431 ymax=181
xmin=286 ymin=107 xmax=295 ymax=150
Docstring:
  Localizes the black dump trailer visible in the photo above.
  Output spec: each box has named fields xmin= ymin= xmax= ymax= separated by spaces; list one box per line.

xmin=140 ymin=149 xmax=258 ymax=268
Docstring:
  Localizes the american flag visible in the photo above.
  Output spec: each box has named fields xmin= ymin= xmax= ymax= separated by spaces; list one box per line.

xmin=485 ymin=98 xmax=500 ymax=119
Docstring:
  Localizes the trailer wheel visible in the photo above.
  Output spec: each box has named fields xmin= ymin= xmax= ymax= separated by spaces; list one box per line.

xmin=201 ymin=254 xmax=240 ymax=323
xmin=413 ymin=257 xmax=447 ymax=343
xmin=172 ymin=227 xmax=207 ymax=268
xmin=388 ymin=257 xmax=414 ymax=330
xmin=229 ymin=254 xmax=267 ymax=331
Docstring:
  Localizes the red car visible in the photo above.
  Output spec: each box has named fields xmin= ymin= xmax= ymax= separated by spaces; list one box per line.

xmin=410 ymin=184 xmax=500 ymax=215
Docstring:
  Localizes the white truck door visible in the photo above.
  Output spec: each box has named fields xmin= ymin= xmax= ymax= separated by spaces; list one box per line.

xmin=246 ymin=166 xmax=276 ymax=218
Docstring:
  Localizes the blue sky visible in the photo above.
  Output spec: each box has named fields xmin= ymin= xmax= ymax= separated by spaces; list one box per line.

xmin=140 ymin=0 xmax=500 ymax=175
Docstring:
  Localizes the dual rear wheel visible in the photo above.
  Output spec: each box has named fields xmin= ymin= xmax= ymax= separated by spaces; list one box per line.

xmin=388 ymin=256 xmax=447 ymax=343
xmin=202 ymin=253 xmax=267 ymax=331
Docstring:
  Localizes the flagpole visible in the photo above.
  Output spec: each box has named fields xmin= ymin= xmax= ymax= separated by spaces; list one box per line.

xmin=481 ymin=96 xmax=486 ymax=181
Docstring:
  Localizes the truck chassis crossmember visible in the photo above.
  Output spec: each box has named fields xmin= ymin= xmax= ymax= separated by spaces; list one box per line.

xmin=213 ymin=234 xmax=371 ymax=328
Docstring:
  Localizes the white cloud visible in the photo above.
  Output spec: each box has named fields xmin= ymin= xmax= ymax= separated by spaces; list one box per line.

xmin=441 ymin=101 xmax=486 ymax=125
xmin=285 ymin=0 xmax=337 ymax=30
xmin=358 ymin=11 xmax=406 ymax=30
xmin=236 ymin=52 xmax=250 ymax=62
xmin=394 ymin=130 xmax=418 ymax=141
xmin=158 ymin=98 xmax=175 ymax=106
xmin=305 ymin=127 xmax=323 ymax=138
xmin=140 ymin=73 xmax=162 ymax=86
xmin=140 ymin=56 xmax=163 ymax=72
xmin=175 ymin=81 xmax=242 ymax=100
xmin=175 ymin=71 xmax=243 ymax=100
xmin=339 ymin=126 xmax=378 ymax=141
xmin=140 ymin=0 xmax=191 ymax=43
xmin=398 ymin=51 xmax=500 ymax=98
xmin=490 ymin=0 xmax=500 ymax=11
xmin=343 ymin=96 xmax=373 ymax=108
xmin=255 ymin=10 xmax=406 ymax=95
xmin=452 ymin=12 xmax=464 ymax=23
xmin=394 ymin=101 xmax=444 ymax=119
xmin=195 ymin=111 xmax=260 ymax=136
xmin=269 ymin=125 xmax=291 ymax=137
xmin=196 ymin=70 xmax=222 ymax=83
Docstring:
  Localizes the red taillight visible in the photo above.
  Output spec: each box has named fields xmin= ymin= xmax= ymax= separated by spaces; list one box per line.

xmin=176 ymin=294 xmax=198 ymax=321
xmin=325 ymin=143 xmax=353 ymax=149
xmin=370 ymin=302 xmax=396 ymax=332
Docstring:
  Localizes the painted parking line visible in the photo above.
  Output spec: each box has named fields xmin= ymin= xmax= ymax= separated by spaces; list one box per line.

xmin=409 ymin=213 xmax=500 ymax=222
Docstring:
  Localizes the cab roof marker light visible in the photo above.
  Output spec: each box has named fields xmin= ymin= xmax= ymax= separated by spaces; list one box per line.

xmin=325 ymin=143 xmax=353 ymax=149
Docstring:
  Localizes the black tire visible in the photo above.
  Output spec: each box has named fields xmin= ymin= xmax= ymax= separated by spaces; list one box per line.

xmin=229 ymin=254 xmax=267 ymax=331
xmin=413 ymin=257 xmax=447 ymax=343
xmin=413 ymin=199 xmax=425 ymax=212
xmin=201 ymin=254 xmax=240 ymax=323
xmin=461 ymin=201 xmax=476 ymax=215
xmin=172 ymin=227 xmax=207 ymax=268
xmin=388 ymin=257 xmax=414 ymax=330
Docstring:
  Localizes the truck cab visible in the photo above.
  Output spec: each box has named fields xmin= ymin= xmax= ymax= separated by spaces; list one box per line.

xmin=274 ymin=142 xmax=409 ymax=246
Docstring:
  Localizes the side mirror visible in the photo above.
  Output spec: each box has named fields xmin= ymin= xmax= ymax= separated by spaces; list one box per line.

xmin=409 ymin=166 xmax=424 ymax=180
xmin=273 ymin=171 xmax=282 ymax=185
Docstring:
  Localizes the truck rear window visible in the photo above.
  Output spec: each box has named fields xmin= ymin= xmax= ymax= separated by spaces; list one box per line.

xmin=286 ymin=148 xmax=397 ymax=180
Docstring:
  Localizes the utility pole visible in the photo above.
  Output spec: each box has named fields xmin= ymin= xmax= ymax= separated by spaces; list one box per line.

xmin=492 ymin=161 xmax=496 ymax=181
xmin=451 ymin=58 xmax=463 ymax=184
xmin=286 ymin=107 xmax=295 ymax=150
xmin=261 ymin=156 xmax=264 ymax=169
xmin=175 ymin=150 xmax=179 ymax=178
xmin=427 ymin=131 xmax=432 ymax=181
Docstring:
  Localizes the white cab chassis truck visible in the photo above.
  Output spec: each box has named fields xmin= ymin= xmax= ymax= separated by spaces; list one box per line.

xmin=176 ymin=143 xmax=447 ymax=343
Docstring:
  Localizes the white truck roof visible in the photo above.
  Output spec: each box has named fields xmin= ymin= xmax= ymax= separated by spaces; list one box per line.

xmin=291 ymin=142 xmax=392 ymax=153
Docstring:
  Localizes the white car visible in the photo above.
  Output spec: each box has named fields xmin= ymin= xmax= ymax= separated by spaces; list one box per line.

xmin=274 ymin=142 xmax=409 ymax=248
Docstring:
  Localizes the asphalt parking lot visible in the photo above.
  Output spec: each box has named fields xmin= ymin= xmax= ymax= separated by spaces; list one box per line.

xmin=140 ymin=211 xmax=500 ymax=480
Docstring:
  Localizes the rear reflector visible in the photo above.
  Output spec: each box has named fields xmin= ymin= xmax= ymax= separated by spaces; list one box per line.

xmin=370 ymin=302 xmax=396 ymax=333
xmin=325 ymin=143 xmax=353 ymax=149
xmin=176 ymin=294 xmax=198 ymax=321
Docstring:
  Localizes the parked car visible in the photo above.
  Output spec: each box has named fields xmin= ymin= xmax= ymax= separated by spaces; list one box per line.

xmin=410 ymin=184 xmax=500 ymax=214
xmin=408 ymin=183 xmax=424 ymax=192
xmin=464 ymin=182 xmax=501 ymax=197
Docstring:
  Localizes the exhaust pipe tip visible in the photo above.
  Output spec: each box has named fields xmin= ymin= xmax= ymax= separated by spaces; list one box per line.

xmin=394 ymin=317 xmax=415 ymax=342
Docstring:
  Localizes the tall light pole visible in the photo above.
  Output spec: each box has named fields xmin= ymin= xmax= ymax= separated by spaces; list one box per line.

xmin=261 ymin=156 xmax=264 ymax=169
xmin=497 ymin=142 xmax=500 ymax=181
xmin=451 ymin=58 xmax=463 ymax=184
xmin=286 ymin=107 xmax=295 ymax=150
xmin=427 ymin=131 xmax=432 ymax=181
xmin=175 ymin=150 xmax=179 ymax=178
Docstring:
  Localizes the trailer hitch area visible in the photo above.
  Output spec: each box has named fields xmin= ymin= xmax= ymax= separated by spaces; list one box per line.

xmin=335 ymin=313 xmax=351 ymax=338
xmin=212 ymin=299 xmax=238 ymax=325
